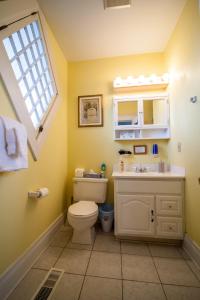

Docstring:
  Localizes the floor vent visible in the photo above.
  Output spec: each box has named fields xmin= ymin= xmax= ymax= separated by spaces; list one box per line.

xmin=31 ymin=268 xmax=64 ymax=300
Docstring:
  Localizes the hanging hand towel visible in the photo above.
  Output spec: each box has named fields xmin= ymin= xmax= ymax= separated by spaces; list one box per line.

xmin=0 ymin=116 xmax=28 ymax=171
xmin=5 ymin=127 xmax=17 ymax=156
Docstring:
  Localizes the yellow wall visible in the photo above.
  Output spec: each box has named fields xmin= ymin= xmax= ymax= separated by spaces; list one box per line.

xmin=67 ymin=53 xmax=168 ymax=203
xmin=165 ymin=0 xmax=200 ymax=245
xmin=0 ymin=2 xmax=68 ymax=274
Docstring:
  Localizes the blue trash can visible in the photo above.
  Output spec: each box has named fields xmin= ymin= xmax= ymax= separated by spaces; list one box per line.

xmin=99 ymin=203 xmax=114 ymax=232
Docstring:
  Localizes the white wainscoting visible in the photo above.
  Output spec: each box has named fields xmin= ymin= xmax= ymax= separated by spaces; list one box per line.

xmin=183 ymin=234 xmax=200 ymax=268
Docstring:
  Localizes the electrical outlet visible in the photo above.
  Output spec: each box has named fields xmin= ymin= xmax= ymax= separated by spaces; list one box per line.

xmin=178 ymin=142 xmax=182 ymax=153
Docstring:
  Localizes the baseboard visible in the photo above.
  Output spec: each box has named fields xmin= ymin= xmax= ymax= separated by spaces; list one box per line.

xmin=0 ymin=213 xmax=64 ymax=300
xmin=183 ymin=234 xmax=200 ymax=268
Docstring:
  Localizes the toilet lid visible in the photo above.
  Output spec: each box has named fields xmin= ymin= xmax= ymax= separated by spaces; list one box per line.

xmin=68 ymin=201 xmax=98 ymax=216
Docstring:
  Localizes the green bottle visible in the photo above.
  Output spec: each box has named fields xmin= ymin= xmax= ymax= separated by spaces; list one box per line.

xmin=100 ymin=162 xmax=106 ymax=178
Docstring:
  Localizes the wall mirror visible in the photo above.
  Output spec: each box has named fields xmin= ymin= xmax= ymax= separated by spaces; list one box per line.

xmin=143 ymin=99 xmax=167 ymax=125
xmin=118 ymin=101 xmax=138 ymax=126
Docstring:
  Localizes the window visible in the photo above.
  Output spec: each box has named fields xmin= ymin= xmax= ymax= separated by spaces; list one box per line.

xmin=0 ymin=13 xmax=58 ymax=160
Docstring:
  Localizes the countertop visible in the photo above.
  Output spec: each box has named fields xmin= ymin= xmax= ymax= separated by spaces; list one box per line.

xmin=112 ymin=171 xmax=185 ymax=179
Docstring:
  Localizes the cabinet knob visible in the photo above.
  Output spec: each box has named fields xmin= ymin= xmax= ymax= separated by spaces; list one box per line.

xmin=151 ymin=210 xmax=154 ymax=216
xmin=168 ymin=205 xmax=172 ymax=209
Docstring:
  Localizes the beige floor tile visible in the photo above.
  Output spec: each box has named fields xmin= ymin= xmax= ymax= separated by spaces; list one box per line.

xmin=149 ymin=244 xmax=182 ymax=258
xmin=59 ymin=224 xmax=72 ymax=233
xmin=34 ymin=246 xmax=63 ymax=270
xmin=55 ymin=248 xmax=91 ymax=275
xmin=67 ymin=239 xmax=93 ymax=250
xmin=87 ymin=251 xmax=121 ymax=279
xmin=123 ymin=280 xmax=165 ymax=300
xmin=51 ymin=273 xmax=84 ymax=300
xmin=154 ymin=257 xmax=200 ymax=286
xmin=7 ymin=269 xmax=47 ymax=300
xmin=178 ymin=248 xmax=191 ymax=260
xmin=93 ymin=234 xmax=120 ymax=253
xmin=51 ymin=230 xmax=71 ymax=247
xmin=122 ymin=254 xmax=159 ymax=283
xmin=163 ymin=284 xmax=200 ymax=300
xmin=121 ymin=241 xmax=150 ymax=256
xmin=80 ymin=276 xmax=122 ymax=300
xmin=186 ymin=260 xmax=200 ymax=281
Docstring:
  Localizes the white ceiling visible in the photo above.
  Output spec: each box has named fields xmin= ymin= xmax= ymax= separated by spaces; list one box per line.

xmin=38 ymin=0 xmax=186 ymax=61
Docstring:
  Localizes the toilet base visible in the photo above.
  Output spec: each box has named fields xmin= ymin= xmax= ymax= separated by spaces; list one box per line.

xmin=72 ymin=226 xmax=95 ymax=245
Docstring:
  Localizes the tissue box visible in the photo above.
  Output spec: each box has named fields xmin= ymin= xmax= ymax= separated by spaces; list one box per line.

xmin=75 ymin=168 xmax=85 ymax=177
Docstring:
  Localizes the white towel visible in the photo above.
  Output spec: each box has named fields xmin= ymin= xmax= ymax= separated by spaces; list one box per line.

xmin=5 ymin=127 xmax=17 ymax=156
xmin=0 ymin=116 xmax=28 ymax=171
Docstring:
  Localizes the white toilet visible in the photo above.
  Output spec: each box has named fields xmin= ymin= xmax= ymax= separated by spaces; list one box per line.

xmin=67 ymin=177 xmax=108 ymax=244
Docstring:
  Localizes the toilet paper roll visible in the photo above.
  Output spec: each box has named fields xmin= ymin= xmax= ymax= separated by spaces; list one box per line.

xmin=38 ymin=187 xmax=49 ymax=198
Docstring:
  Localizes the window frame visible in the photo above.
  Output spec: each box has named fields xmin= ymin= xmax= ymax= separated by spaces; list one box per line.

xmin=0 ymin=12 xmax=59 ymax=160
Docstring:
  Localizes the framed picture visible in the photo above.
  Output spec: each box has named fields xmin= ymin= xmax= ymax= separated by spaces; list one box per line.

xmin=78 ymin=94 xmax=103 ymax=127
xmin=133 ymin=145 xmax=147 ymax=155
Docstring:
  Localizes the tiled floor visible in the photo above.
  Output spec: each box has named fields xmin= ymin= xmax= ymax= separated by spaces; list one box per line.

xmin=7 ymin=225 xmax=200 ymax=300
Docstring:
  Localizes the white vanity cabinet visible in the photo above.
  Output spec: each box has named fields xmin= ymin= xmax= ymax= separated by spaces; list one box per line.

xmin=114 ymin=177 xmax=185 ymax=240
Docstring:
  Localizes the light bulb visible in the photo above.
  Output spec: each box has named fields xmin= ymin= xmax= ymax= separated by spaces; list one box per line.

xmin=114 ymin=76 xmax=122 ymax=86
xmin=162 ymin=73 xmax=169 ymax=83
xmin=138 ymin=75 xmax=145 ymax=84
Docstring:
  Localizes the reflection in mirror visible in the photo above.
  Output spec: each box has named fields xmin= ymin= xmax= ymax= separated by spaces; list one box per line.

xmin=143 ymin=99 xmax=166 ymax=125
xmin=118 ymin=101 xmax=138 ymax=126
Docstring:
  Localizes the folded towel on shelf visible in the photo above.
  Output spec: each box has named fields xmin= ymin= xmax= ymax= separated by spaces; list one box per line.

xmin=0 ymin=115 xmax=28 ymax=172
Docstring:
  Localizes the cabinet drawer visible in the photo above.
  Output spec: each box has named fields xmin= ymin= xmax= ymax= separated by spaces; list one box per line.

xmin=156 ymin=195 xmax=182 ymax=216
xmin=156 ymin=217 xmax=183 ymax=238
xmin=115 ymin=180 xmax=182 ymax=194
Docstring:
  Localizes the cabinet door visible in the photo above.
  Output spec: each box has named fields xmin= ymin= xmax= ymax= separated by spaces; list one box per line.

xmin=116 ymin=194 xmax=155 ymax=236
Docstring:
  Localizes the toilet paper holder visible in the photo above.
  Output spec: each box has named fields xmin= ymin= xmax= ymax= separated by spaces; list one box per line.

xmin=28 ymin=187 xmax=49 ymax=199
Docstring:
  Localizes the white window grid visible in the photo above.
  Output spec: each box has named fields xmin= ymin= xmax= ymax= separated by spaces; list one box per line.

xmin=3 ymin=20 xmax=57 ymax=130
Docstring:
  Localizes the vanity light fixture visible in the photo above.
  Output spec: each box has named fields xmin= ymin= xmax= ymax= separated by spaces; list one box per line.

xmin=104 ymin=0 xmax=131 ymax=9
xmin=113 ymin=73 xmax=169 ymax=88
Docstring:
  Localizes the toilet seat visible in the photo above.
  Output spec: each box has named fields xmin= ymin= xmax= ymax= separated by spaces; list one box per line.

xmin=68 ymin=201 xmax=98 ymax=217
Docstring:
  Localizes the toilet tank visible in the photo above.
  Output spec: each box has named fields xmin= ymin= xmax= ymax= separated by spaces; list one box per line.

xmin=73 ymin=178 xmax=108 ymax=203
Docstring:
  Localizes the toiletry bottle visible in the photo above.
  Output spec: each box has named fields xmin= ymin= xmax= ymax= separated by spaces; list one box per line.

xmin=100 ymin=162 xmax=106 ymax=178
xmin=152 ymin=144 xmax=159 ymax=157
xmin=158 ymin=160 xmax=165 ymax=173
xmin=120 ymin=160 xmax=124 ymax=172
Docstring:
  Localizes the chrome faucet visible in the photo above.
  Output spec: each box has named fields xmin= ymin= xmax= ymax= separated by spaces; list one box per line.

xmin=135 ymin=165 xmax=147 ymax=173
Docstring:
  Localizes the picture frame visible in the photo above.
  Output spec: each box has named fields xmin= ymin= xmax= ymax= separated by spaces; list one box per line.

xmin=78 ymin=94 xmax=103 ymax=127
xmin=133 ymin=145 xmax=147 ymax=155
